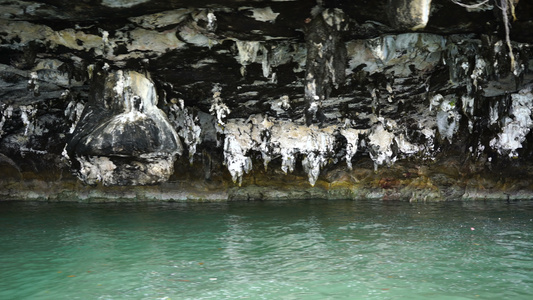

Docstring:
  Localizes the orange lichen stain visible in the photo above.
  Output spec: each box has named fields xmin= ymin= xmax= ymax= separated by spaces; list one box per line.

xmin=378 ymin=178 xmax=400 ymax=189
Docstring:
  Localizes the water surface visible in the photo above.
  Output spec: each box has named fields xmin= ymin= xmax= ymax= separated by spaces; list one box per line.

xmin=1 ymin=200 xmax=532 ymax=299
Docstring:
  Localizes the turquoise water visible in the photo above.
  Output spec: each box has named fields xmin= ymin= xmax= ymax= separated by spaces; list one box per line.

xmin=0 ymin=200 xmax=532 ymax=300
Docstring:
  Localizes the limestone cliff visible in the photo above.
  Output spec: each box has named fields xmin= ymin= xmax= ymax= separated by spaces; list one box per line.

xmin=1 ymin=0 xmax=533 ymax=201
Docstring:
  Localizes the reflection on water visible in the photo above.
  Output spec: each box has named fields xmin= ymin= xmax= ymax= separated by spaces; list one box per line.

xmin=0 ymin=200 xmax=532 ymax=299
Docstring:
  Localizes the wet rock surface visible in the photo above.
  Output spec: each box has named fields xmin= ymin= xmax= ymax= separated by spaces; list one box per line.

xmin=1 ymin=0 xmax=533 ymax=201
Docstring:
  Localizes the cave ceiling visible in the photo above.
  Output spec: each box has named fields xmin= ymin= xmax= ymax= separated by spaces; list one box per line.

xmin=1 ymin=0 xmax=533 ymax=193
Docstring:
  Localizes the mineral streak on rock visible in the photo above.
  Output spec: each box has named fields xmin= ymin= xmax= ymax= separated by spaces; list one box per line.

xmin=209 ymin=85 xmax=231 ymax=126
xmin=0 ymin=105 xmax=13 ymax=138
xmin=102 ymin=0 xmax=150 ymax=9
xmin=65 ymin=68 xmax=182 ymax=185
xmin=304 ymin=7 xmax=347 ymax=125
xmin=387 ymin=0 xmax=432 ymax=30
xmin=168 ymin=99 xmax=202 ymax=164
xmin=490 ymin=86 xmax=533 ymax=158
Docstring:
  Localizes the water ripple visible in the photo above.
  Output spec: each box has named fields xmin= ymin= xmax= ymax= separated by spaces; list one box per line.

xmin=1 ymin=200 xmax=532 ymax=299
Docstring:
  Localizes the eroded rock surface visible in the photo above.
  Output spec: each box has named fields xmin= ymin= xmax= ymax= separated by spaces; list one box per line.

xmin=64 ymin=68 xmax=183 ymax=185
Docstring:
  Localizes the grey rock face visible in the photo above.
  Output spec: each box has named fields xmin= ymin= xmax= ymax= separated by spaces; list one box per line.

xmin=387 ymin=0 xmax=432 ymax=30
xmin=65 ymin=68 xmax=182 ymax=185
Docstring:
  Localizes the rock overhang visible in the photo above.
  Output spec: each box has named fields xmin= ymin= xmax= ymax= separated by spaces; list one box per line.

xmin=1 ymin=0 xmax=533 ymax=200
